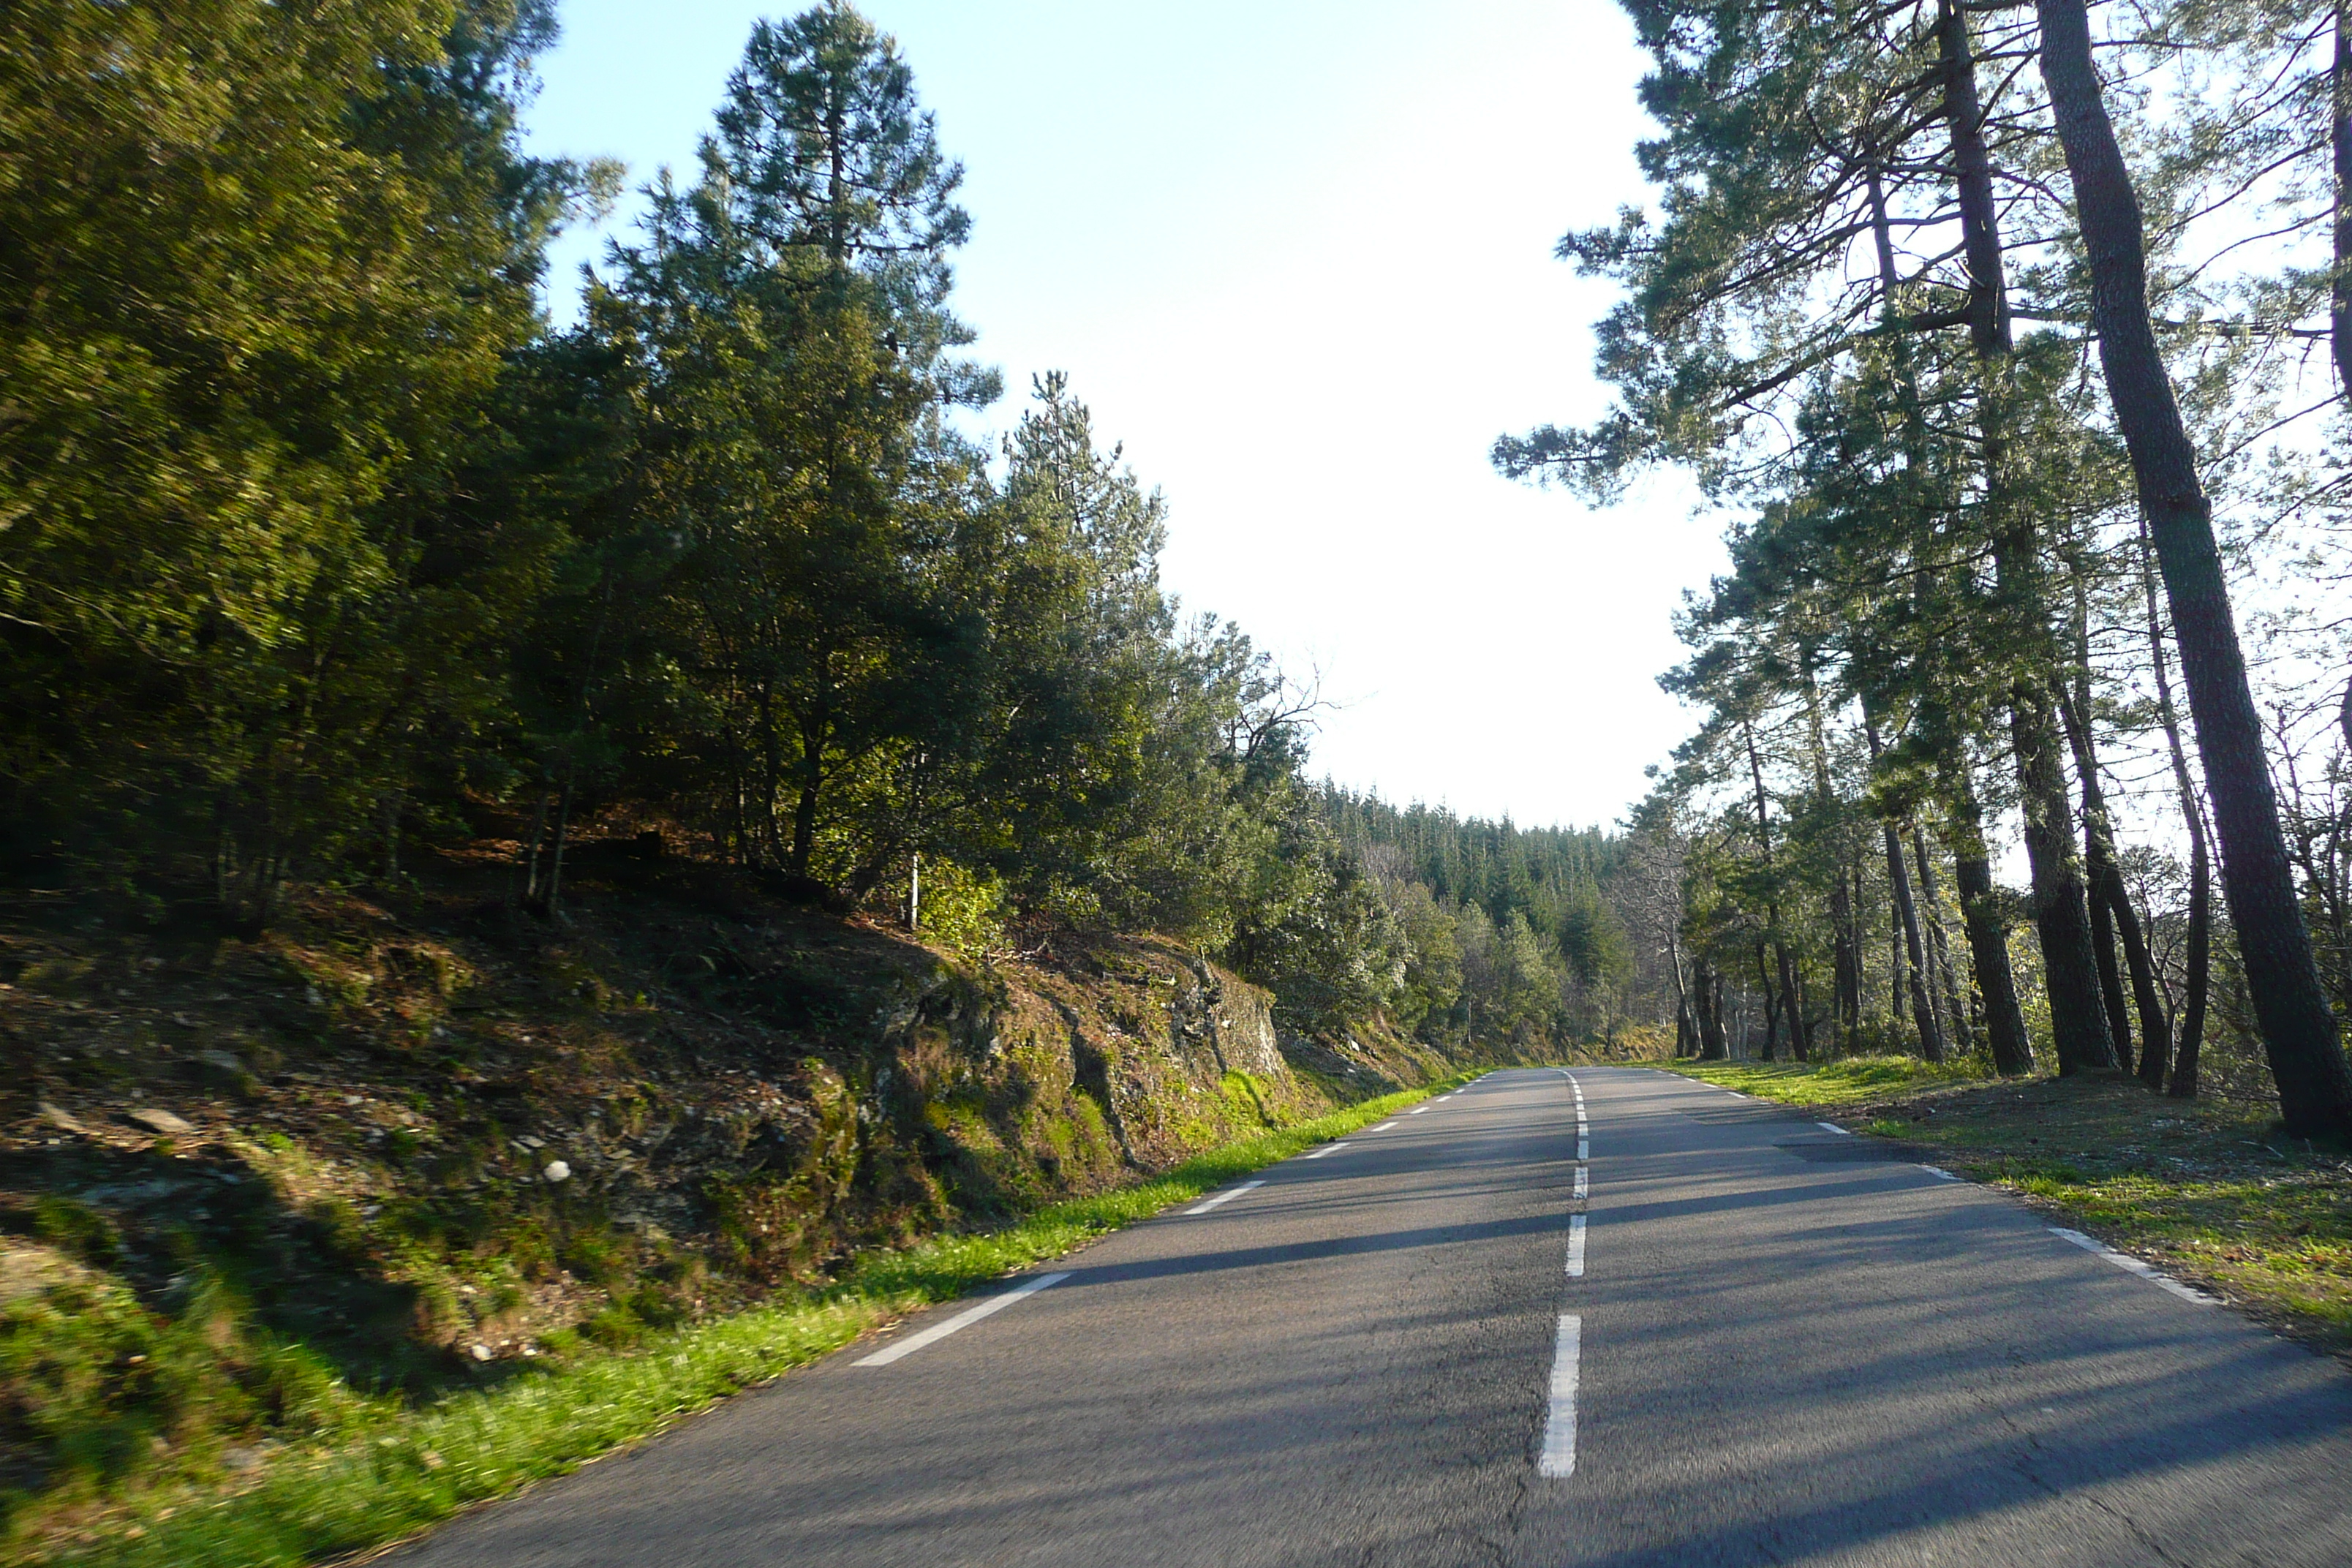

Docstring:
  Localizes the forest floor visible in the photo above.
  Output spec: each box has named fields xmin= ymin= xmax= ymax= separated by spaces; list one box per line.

xmin=1665 ymin=1057 xmax=2352 ymax=1369
xmin=0 ymin=834 xmax=1499 ymax=1565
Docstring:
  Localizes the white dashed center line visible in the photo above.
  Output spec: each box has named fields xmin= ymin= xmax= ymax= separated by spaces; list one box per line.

xmin=1184 ymin=1180 xmax=1263 ymax=1215
xmin=1575 ymin=1166 xmax=1588 ymax=1200
xmin=855 ymin=1272 xmax=1072 ymax=1366
xmin=1538 ymin=1314 xmax=1583 ymax=1478
xmin=1565 ymin=1213 xmax=1587 ymax=1278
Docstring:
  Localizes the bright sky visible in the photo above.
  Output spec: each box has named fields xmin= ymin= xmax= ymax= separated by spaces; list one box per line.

xmin=524 ymin=0 xmax=1723 ymax=832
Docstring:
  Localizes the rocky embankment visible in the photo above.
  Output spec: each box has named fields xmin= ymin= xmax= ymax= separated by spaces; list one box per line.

xmin=0 ymin=840 xmax=1477 ymax=1525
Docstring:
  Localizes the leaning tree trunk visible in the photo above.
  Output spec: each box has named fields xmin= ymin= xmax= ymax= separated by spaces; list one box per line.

xmin=2173 ymin=823 xmax=2212 ymax=1098
xmin=2334 ymin=0 xmax=2352 ymax=397
xmin=1939 ymin=0 xmax=2115 ymax=1073
xmin=2084 ymin=830 xmax=2136 ymax=1072
xmin=1950 ymin=768 xmax=2037 ymax=1074
xmin=2038 ymin=0 xmax=2352 ymax=1134
xmin=2144 ymin=519 xmax=2211 ymax=1097
xmin=2058 ymin=685 xmax=2144 ymax=1073
xmin=1668 ymin=930 xmax=1698 ymax=1057
xmin=2062 ymin=554 xmax=2173 ymax=1079
xmin=2012 ymin=679 xmax=2118 ymax=1071
xmin=1882 ymin=816 xmax=1945 ymax=1061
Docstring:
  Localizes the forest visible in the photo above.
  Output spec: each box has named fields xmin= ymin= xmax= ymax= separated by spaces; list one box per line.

xmin=13 ymin=0 xmax=2352 ymax=1112
xmin=1491 ymin=0 xmax=2352 ymax=1138
xmin=0 ymin=0 xmax=1647 ymax=1066
xmin=12 ymin=0 xmax=2352 ymax=1123
xmin=10 ymin=0 xmax=2352 ymax=1554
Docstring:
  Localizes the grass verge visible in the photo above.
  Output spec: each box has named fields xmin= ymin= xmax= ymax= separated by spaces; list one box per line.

xmin=49 ymin=1075 xmax=1470 ymax=1568
xmin=1659 ymin=1055 xmax=1993 ymax=1104
xmin=1662 ymin=1057 xmax=2352 ymax=1365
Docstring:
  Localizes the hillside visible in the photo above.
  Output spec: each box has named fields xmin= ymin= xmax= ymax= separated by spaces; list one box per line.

xmin=0 ymin=833 xmax=1508 ymax=1551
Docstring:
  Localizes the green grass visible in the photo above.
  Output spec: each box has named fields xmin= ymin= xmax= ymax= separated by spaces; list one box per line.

xmin=1660 ymin=1055 xmax=1993 ymax=1105
xmin=48 ymin=1076 xmax=1470 ymax=1568
xmin=1999 ymin=1166 xmax=2352 ymax=1340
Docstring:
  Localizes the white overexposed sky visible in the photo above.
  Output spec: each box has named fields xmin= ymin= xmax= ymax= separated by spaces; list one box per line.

xmin=524 ymin=0 xmax=1725 ymax=832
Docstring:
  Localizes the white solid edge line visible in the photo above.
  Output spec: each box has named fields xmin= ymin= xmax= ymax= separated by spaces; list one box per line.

xmin=1184 ymin=1179 xmax=1264 ymax=1215
xmin=1817 ymin=1121 xmax=1852 ymax=1137
xmin=1920 ymin=1164 xmax=1961 ymax=1181
xmin=1565 ymin=1213 xmax=1587 ymax=1278
xmin=854 ymin=1271 xmax=1073 ymax=1366
xmin=2048 ymin=1226 xmax=2219 ymax=1304
xmin=1369 ymin=1120 xmax=1398 ymax=1132
xmin=1538 ymin=1314 xmax=1581 ymax=1478
xmin=1574 ymin=1166 xmax=1589 ymax=1200
xmin=1409 ymin=1106 xmax=1431 ymax=1115
xmin=1303 ymin=1142 xmax=1352 ymax=1160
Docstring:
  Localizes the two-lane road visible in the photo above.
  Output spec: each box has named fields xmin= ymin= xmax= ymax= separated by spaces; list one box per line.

xmin=391 ymin=1068 xmax=2352 ymax=1567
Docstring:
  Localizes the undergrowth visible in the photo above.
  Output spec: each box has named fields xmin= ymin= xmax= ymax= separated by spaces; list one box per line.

xmin=41 ymin=1077 xmax=1466 ymax=1568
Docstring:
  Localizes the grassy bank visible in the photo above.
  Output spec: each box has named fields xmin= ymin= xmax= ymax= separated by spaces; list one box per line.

xmin=45 ymin=1076 xmax=1467 ymax=1568
xmin=1663 ymin=1058 xmax=2352 ymax=1365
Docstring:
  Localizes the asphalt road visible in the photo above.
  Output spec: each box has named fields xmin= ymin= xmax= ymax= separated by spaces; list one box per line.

xmin=388 ymin=1067 xmax=2352 ymax=1567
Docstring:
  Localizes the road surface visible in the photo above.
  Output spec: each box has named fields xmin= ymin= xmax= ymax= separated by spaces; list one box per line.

xmin=388 ymin=1066 xmax=2352 ymax=1567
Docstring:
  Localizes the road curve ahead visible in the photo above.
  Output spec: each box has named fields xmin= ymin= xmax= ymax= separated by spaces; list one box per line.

xmin=388 ymin=1067 xmax=2352 ymax=1567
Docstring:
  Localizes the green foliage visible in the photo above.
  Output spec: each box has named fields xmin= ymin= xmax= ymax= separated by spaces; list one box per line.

xmin=0 ymin=0 xmax=1431 ymax=1052
xmin=0 ymin=0 xmax=602 ymax=908
xmin=0 ymin=1267 xmax=357 ymax=1525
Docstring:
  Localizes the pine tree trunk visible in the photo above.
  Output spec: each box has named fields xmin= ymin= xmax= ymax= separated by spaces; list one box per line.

xmin=1863 ymin=717 xmax=1947 ymax=1060
xmin=1950 ymin=772 xmax=2036 ymax=1074
xmin=2334 ymin=1 xmax=2352 ymax=397
xmin=2038 ymin=0 xmax=2352 ymax=1133
xmin=2174 ymin=825 xmax=2212 ymax=1098
xmin=1778 ymin=941 xmax=1809 ymax=1060
xmin=2063 ymin=557 xmax=2171 ymax=1079
xmin=1889 ymin=823 xmax=1945 ymax=1060
xmin=1936 ymin=0 xmax=2112 ymax=1073
xmin=1697 ymin=960 xmax=1730 ymax=1060
xmin=1799 ymin=655 xmax=1861 ymax=1048
xmin=1743 ymin=723 xmax=1810 ymax=1059
xmin=2145 ymin=519 xmax=2211 ymax=1097
xmin=2012 ymin=679 xmax=2117 ymax=1071
xmin=2059 ymin=687 xmax=2141 ymax=1073
xmin=1912 ymin=826 xmax=1976 ymax=1053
